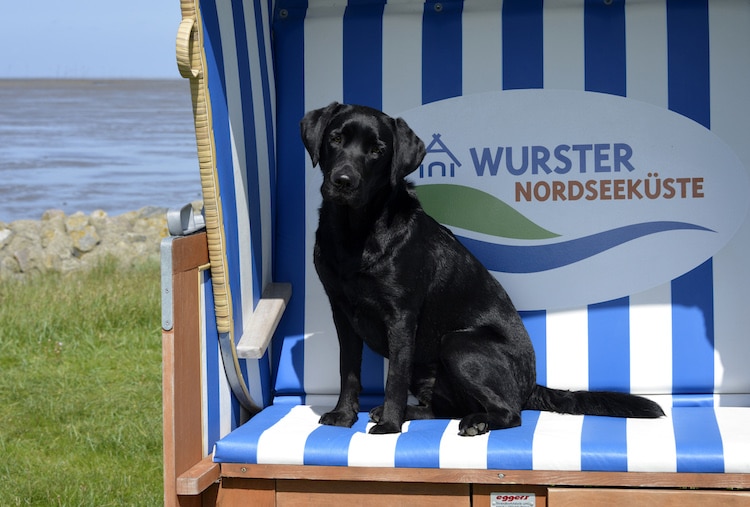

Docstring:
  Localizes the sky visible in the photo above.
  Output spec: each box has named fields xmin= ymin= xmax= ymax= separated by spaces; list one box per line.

xmin=2 ymin=0 xmax=183 ymax=79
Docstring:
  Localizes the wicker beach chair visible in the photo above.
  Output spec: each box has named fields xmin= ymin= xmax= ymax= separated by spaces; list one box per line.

xmin=162 ymin=0 xmax=750 ymax=505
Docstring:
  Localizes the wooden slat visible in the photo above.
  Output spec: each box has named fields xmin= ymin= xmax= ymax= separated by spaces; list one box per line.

xmin=163 ymin=233 xmax=211 ymax=507
xmin=276 ymin=480 xmax=470 ymax=507
xmin=548 ymin=488 xmax=750 ymax=507
xmin=217 ymin=478 xmax=275 ymax=507
xmin=176 ymin=455 xmax=221 ymax=496
xmin=170 ymin=232 xmax=209 ymax=273
xmin=220 ymin=464 xmax=750 ymax=490
xmin=236 ymin=283 xmax=292 ymax=359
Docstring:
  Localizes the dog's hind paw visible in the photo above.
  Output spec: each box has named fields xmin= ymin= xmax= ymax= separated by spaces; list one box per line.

xmin=458 ymin=414 xmax=490 ymax=437
xmin=368 ymin=405 xmax=384 ymax=423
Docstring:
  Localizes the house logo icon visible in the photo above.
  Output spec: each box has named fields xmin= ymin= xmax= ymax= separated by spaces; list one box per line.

xmin=419 ymin=134 xmax=462 ymax=178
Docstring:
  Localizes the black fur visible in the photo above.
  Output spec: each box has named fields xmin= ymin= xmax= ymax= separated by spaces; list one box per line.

xmin=301 ymin=102 xmax=665 ymax=436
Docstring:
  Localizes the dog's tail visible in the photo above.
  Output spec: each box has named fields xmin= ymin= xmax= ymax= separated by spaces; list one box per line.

xmin=524 ymin=384 xmax=665 ymax=418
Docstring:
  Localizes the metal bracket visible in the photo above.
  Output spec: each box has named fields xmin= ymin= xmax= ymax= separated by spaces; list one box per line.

xmin=167 ymin=203 xmax=206 ymax=236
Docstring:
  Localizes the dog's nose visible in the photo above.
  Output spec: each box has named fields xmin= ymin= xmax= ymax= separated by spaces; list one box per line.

xmin=333 ymin=173 xmax=352 ymax=188
xmin=331 ymin=169 xmax=358 ymax=189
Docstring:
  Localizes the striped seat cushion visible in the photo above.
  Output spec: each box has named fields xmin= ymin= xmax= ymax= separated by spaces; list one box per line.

xmin=212 ymin=403 xmax=750 ymax=473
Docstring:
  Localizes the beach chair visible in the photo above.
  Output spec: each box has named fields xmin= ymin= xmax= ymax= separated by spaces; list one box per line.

xmin=162 ymin=0 xmax=750 ymax=505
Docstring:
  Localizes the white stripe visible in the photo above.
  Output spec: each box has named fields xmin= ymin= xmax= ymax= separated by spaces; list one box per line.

xmin=439 ymin=420 xmax=489 ymax=469
xmin=532 ymin=412 xmax=583 ymax=471
xmin=229 ymin=126 xmax=254 ymax=317
xmin=256 ymin=406 xmax=321 ymax=465
xmin=304 ymin=2 xmax=345 ymax=109
xmin=629 ymin=283 xmax=673 ymax=394
xmin=625 ymin=0 xmax=668 ymax=107
xmin=382 ymin=1 xmax=422 ymax=115
xmin=243 ymin=0 xmax=274 ymax=289
xmin=218 ymin=339 xmax=234 ymax=437
xmin=347 ymin=423 xmax=403 ymax=467
xmin=244 ymin=356 xmax=265 ymax=414
xmin=462 ymin=0 xmax=503 ymax=96
xmin=303 ymin=5 xmax=346 ymax=397
xmin=199 ymin=278 xmax=209 ymax=455
xmin=546 ymin=307 xmax=588 ymax=391
xmin=715 ymin=408 xmax=750 ymax=473
xmin=626 ymin=407 xmax=677 ymax=472
xmin=709 ymin=0 xmax=750 ymax=396
xmin=217 ymin=1 xmax=255 ymax=321
xmin=543 ymin=0 xmax=584 ymax=91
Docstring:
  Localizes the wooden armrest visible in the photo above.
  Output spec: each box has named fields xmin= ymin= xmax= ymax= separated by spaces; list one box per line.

xmin=176 ymin=455 xmax=220 ymax=496
xmin=236 ymin=283 xmax=292 ymax=359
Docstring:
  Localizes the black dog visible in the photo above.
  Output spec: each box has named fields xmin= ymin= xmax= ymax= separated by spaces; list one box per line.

xmin=301 ymin=102 xmax=664 ymax=436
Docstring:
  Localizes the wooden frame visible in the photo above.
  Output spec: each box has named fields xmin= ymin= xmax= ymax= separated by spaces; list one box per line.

xmin=163 ymin=232 xmax=749 ymax=506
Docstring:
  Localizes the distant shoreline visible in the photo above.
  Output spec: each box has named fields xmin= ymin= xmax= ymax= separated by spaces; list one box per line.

xmin=0 ymin=77 xmax=186 ymax=86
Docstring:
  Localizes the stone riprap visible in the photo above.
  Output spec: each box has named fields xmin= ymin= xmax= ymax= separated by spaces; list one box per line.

xmin=0 ymin=207 xmax=171 ymax=281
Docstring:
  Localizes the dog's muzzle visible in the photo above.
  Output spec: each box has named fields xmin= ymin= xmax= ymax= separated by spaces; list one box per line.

xmin=330 ymin=166 xmax=360 ymax=191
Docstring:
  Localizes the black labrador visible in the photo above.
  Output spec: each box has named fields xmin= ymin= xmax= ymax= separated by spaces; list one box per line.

xmin=301 ymin=102 xmax=664 ymax=436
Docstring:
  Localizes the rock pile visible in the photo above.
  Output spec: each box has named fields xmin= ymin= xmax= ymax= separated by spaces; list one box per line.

xmin=0 ymin=207 xmax=170 ymax=281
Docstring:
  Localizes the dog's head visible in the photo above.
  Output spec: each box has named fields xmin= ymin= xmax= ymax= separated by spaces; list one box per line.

xmin=300 ymin=102 xmax=426 ymax=208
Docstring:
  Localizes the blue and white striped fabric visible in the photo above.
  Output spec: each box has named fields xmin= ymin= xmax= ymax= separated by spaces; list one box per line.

xmin=199 ymin=269 xmax=273 ymax=454
xmin=194 ymin=0 xmax=277 ymax=413
xmin=198 ymin=0 xmax=750 ymax=472
xmin=272 ymin=0 xmax=750 ymax=404
xmin=212 ymin=403 xmax=750 ymax=473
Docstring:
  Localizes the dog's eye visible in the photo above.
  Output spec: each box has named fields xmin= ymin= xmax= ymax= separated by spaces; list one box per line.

xmin=370 ymin=146 xmax=384 ymax=156
xmin=330 ymin=134 xmax=342 ymax=145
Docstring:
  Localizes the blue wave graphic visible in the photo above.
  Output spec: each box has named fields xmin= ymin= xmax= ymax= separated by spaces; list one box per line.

xmin=456 ymin=221 xmax=714 ymax=274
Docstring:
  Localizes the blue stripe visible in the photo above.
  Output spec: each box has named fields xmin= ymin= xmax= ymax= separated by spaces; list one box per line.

xmin=232 ymin=0 xmax=264 ymax=308
xmin=343 ymin=1 xmax=384 ymax=109
xmin=203 ymin=271 xmax=222 ymax=453
xmin=580 ymin=416 xmax=627 ymax=471
xmin=502 ymin=0 xmax=543 ymax=90
xmin=520 ymin=311 xmax=546 ymax=387
xmin=672 ymin=407 xmax=724 ymax=473
xmin=666 ymin=2 xmax=713 ymax=400
xmin=672 ymin=260 xmax=715 ymax=395
xmin=272 ymin=2 xmax=308 ymax=397
xmin=487 ymin=410 xmax=539 ymax=469
xmin=303 ymin=425 xmax=356 ymax=466
xmin=588 ymin=298 xmax=629 ymax=392
xmin=201 ymin=0 xmax=245 ymax=338
xmin=584 ymin=0 xmax=626 ymax=96
xmin=667 ymin=0 xmax=711 ymax=130
xmin=343 ymin=2 xmax=386 ymax=395
xmin=422 ymin=0 xmax=462 ymax=104
xmin=212 ymin=404 xmax=295 ymax=463
xmin=394 ymin=419 xmax=448 ymax=468
xmin=252 ymin=0 xmax=278 ymax=225
xmin=258 ymin=349 xmax=273 ymax=408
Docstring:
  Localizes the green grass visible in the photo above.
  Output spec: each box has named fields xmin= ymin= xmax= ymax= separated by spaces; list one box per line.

xmin=0 ymin=258 xmax=163 ymax=506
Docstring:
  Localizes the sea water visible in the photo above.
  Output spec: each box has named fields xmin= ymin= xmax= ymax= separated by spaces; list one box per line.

xmin=0 ymin=79 xmax=202 ymax=222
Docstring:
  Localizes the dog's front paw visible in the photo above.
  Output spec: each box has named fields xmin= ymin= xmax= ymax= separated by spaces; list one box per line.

xmin=368 ymin=421 xmax=402 ymax=434
xmin=319 ymin=409 xmax=357 ymax=428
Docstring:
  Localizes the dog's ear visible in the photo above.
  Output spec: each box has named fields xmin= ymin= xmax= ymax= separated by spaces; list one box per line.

xmin=300 ymin=102 xmax=342 ymax=167
xmin=390 ymin=117 xmax=426 ymax=184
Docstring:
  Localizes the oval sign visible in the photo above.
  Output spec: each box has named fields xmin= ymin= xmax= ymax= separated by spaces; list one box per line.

xmin=399 ymin=90 xmax=750 ymax=311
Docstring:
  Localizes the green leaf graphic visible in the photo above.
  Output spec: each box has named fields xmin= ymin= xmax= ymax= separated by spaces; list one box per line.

xmin=415 ymin=184 xmax=559 ymax=240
